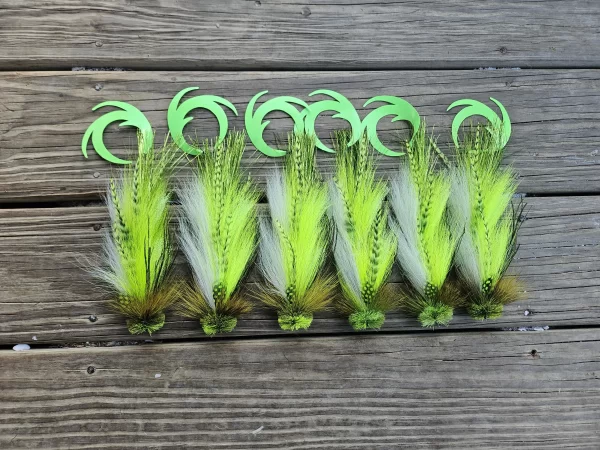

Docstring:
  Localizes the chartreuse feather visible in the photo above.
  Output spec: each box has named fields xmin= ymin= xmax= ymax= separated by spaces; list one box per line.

xmin=330 ymin=131 xmax=397 ymax=330
xmin=257 ymin=132 xmax=335 ymax=331
xmin=94 ymin=134 xmax=179 ymax=335
xmin=389 ymin=124 xmax=461 ymax=327
xmin=177 ymin=132 xmax=259 ymax=335
xmin=450 ymin=125 xmax=523 ymax=320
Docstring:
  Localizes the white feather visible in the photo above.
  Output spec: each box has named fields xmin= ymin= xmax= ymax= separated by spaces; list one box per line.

xmin=266 ymin=169 xmax=288 ymax=227
xmin=332 ymin=231 xmax=362 ymax=301
xmin=177 ymin=179 xmax=216 ymax=308
xmin=257 ymin=217 xmax=287 ymax=296
xmin=328 ymin=180 xmax=348 ymax=233
xmin=389 ymin=165 xmax=428 ymax=294
xmin=449 ymin=170 xmax=481 ymax=290
xmin=94 ymin=230 xmax=128 ymax=294
xmin=329 ymin=180 xmax=362 ymax=301
xmin=96 ymin=187 xmax=129 ymax=294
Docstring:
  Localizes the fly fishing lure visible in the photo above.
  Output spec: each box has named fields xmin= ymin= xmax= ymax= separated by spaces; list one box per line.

xmin=94 ymin=134 xmax=179 ymax=335
xmin=257 ymin=132 xmax=336 ymax=331
xmin=177 ymin=132 xmax=259 ymax=335
xmin=449 ymin=125 xmax=523 ymax=320
xmin=388 ymin=125 xmax=461 ymax=327
xmin=330 ymin=131 xmax=397 ymax=330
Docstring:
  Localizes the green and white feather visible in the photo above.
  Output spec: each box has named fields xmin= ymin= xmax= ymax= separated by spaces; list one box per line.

xmin=449 ymin=125 xmax=522 ymax=320
xmin=177 ymin=132 xmax=259 ymax=335
xmin=95 ymin=135 xmax=178 ymax=335
xmin=330 ymin=131 xmax=397 ymax=331
xmin=257 ymin=132 xmax=335 ymax=331
xmin=388 ymin=125 xmax=460 ymax=327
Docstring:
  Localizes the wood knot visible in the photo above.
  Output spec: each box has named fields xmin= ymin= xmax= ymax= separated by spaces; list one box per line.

xmin=498 ymin=46 xmax=508 ymax=54
xmin=301 ymin=6 xmax=311 ymax=17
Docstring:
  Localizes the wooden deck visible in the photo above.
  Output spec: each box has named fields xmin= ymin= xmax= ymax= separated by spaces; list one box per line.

xmin=1 ymin=1 xmax=599 ymax=448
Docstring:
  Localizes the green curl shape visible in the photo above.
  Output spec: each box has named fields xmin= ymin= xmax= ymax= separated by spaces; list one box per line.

xmin=361 ymin=96 xmax=420 ymax=157
xmin=167 ymin=87 xmax=238 ymax=156
xmin=245 ymin=91 xmax=308 ymax=157
xmin=304 ymin=90 xmax=362 ymax=153
xmin=447 ymin=97 xmax=511 ymax=149
xmin=82 ymin=101 xmax=153 ymax=165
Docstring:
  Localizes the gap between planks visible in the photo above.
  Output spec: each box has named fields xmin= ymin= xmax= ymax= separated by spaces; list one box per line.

xmin=1 ymin=328 xmax=599 ymax=449
xmin=1 ymin=70 xmax=599 ymax=201
xmin=0 ymin=195 xmax=598 ymax=344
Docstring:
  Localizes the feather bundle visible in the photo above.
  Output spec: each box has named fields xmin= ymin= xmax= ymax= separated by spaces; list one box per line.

xmin=257 ymin=132 xmax=335 ymax=331
xmin=177 ymin=132 xmax=259 ymax=335
xmin=389 ymin=125 xmax=460 ymax=327
xmin=449 ymin=125 xmax=523 ymax=320
xmin=95 ymin=135 xmax=179 ymax=335
xmin=330 ymin=131 xmax=397 ymax=330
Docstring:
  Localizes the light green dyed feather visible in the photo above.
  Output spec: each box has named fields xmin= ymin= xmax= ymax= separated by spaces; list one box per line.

xmin=331 ymin=131 xmax=397 ymax=330
xmin=389 ymin=124 xmax=460 ymax=327
xmin=257 ymin=132 xmax=335 ymax=331
xmin=450 ymin=125 xmax=522 ymax=320
xmin=177 ymin=132 xmax=259 ymax=334
xmin=95 ymin=134 xmax=179 ymax=335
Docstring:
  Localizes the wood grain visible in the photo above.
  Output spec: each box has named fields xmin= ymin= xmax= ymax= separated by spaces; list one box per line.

xmin=0 ymin=1 xmax=599 ymax=70
xmin=1 ymin=196 xmax=598 ymax=344
xmin=1 ymin=329 xmax=599 ymax=449
xmin=0 ymin=70 xmax=599 ymax=202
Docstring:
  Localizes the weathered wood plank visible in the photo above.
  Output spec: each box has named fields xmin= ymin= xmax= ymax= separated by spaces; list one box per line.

xmin=0 ymin=70 xmax=599 ymax=202
xmin=1 ymin=196 xmax=598 ymax=344
xmin=0 ymin=1 xmax=599 ymax=70
xmin=1 ymin=329 xmax=599 ymax=449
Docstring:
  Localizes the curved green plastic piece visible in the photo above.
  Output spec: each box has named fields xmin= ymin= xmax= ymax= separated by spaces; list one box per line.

xmin=447 ymin=97 xmax=511 ymax=149
xmin=361 ymin=96 xmax=421 ymax=157
xmin=304 ymin=89 xmax=362 ymax=153
xmin=82 ymin=101 xmax=153 ymax=165
xmin=167 ymin=87 xmax=238 ymax=156
xmin=245 ymin=91 xmax=308 ymax=157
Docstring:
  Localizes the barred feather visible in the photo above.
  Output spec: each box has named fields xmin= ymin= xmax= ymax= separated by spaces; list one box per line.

xmin=389 ymin=124 xmax=460 ymax=328
xmin=94 ymin=134 xmax=179 ymax=335
xmin=330 ymin=131 xmax=397 ymax=330
xmin=177 ymin=132 xmax=259 ymax=335
xmin=450 ymin=124 xmax=523 ymax=320
xmin=256 ymin=132 xmax=334 ymax=331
